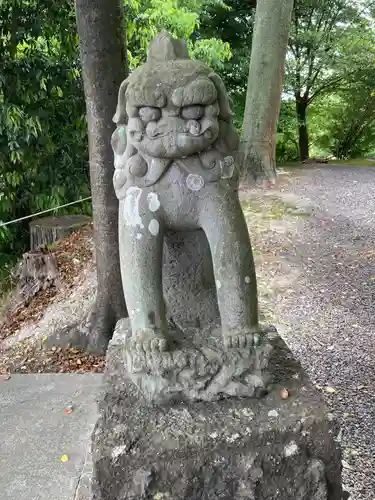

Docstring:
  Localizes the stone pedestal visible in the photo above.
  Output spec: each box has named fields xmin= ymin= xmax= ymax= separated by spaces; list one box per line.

xmin=106 ymin=319 xmax=273 ymax=404
xmin=91 ymin=324 xmax=345 ymax=500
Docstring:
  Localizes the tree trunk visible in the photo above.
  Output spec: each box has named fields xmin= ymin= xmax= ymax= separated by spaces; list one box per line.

xmin=75 ymin=0 xmax=128 ymax=353
xmin=239 ymin=0 xmax=294 ymax=184
xmin=296 ymin=97 xmax=309 ymax=161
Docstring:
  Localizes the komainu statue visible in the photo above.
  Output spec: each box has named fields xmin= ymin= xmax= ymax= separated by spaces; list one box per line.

xmin=91 ymin=35 xmax=344 ymax=500
xmin=111 ymin=32 xmax=259 ymax=353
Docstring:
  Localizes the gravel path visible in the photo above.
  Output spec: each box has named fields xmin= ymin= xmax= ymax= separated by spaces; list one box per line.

xmin=250 ymin=166 xmax=375 ymax=500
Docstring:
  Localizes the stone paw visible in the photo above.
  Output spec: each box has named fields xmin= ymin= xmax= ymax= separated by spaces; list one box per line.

xmin=223 ymin=330 xmax=257 ymax=349
xmin=130 ymin=328 xmax=168 ymax=353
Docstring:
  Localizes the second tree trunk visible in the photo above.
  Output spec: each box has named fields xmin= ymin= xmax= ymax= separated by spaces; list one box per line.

xmin=296 ymin=98 xmax=309 ymax=161
xmin=239 ymin=0 xmax=294 ymax=183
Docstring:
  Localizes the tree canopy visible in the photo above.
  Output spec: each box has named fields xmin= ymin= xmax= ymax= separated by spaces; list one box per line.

xmin=285 ymin=0 xmax=375 ymax=159
xmin=0 ymin=0 xmax=89 ymax=280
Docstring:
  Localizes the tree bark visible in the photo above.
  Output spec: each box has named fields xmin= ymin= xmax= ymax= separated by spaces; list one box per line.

xmin=296 ymin=97 xmax=309 ymax=161
xmin=75 ymin=0 xmax=128 ymax=353
xmin=239 ymin=0 xmax=294 ymax=184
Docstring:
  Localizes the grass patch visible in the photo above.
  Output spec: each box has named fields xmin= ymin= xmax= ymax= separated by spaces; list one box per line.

xmin=288 ymin=210 xmax=311 ymax=217
xmin=242 ymin=198 xmax=289 ymax=221
xmin=242 ymin=195 xmax=312 ymax=221
xmin=46 ymin=241 xmax=59 ymax=251
xmin=277 ymin=161 xmax=303 ymax=169
xmin=328 ymin=158 xmax=375 ymax=167
xmin=279 ymin=158 xmax=375 ymax=167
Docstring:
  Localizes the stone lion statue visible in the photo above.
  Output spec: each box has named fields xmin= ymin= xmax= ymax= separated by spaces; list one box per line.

xmin=111 ymin=32 xmax=259 ymax=353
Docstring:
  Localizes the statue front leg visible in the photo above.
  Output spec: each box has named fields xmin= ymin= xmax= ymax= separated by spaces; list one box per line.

xmin=199 ymin=184 xmax=259 ymax=348
xmin=119 ymin=198 xmax=168 ymax=352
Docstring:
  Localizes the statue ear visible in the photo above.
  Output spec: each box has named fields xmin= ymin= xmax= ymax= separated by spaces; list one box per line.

xmin=208 ymin=73 xmax=233 ymax=122
xmin=113 ymin=79 xmax=129 ymax=125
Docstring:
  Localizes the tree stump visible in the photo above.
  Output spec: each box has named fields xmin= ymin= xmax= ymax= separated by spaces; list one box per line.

xmin=29 ymin=214 xmax=92 ymax=251
xmin=10 ymin=248 xmax=60 ymax=311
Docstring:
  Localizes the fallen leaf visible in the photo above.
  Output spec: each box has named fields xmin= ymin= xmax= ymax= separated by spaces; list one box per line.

xmin=64 ymin=409 xmax=73 ymax=415
xmin=60 ymin=455 xmax=69 ymax=463
xmin=342 ymin=460 xmax=352 ymax=470
xmin=280 ymin=388 xmax=289 ymax=400
xmin=347 ymin=448 xmax=359 ymax=457
xmin=325 ymin=386 xmax=336 ymax=394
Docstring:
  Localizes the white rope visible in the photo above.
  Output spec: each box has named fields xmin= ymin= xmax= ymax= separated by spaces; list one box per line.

xmin=0 ymin=196 xmax=92 ymax=228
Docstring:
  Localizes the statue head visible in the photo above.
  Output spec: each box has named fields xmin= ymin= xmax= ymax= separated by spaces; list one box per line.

xmin=113 ymin=32 xmax=236 ymax=160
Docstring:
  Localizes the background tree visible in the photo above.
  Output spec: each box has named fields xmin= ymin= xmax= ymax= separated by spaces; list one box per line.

xmin=0 ymin=0 xmax=89 ymax=284
xmin=197 ymin=0 xmax=256 ymax=128
xmin=126 ymin=0 xmax=232 ymax=68
xmin=239 ymin=0 xmax=294 ymax=183
xmin=286 ymin=0 xmax=375 ymax=160
xmin=276 ymin=101 xmax=299 ymax=163
xmin=74 ymin=0 xmax=128 ymax=353
xmin=309 ymin=70 xmax=375 ymax=159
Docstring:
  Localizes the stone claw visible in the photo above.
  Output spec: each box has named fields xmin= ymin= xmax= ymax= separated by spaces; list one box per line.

xmin=130 ymin=328 xmax=168 ymax=353
xmin=150 ymin=337 xmax=167 ymax=352
xmin=223 ymin=330 xmax=254 ymax=350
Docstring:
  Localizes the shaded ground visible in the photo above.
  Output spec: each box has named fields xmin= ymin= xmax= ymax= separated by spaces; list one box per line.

xmin=243 ymin=165 xmax=375 ymax=500
xmin=0 ymin=227 xmax=104 ymax=374
xmin=1 ymin=226 xmax=93 ymax=340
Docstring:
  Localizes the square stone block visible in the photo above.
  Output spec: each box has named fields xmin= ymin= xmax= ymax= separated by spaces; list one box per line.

xmin=91 ymin=328 xmax=345 ymax=500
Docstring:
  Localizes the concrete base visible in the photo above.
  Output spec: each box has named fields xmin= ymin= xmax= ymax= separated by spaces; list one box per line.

xmin=0 ymin=374 xmax=102 ymax=500
xmin=91 ymin=332 xmax=345 ymax=500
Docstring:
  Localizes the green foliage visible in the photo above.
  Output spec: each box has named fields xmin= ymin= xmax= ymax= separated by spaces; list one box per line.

xmin=0 ymin=0 xmax=234 ymax=283
xmin=0 ymin=0 xmax=90 ymax=265
xmin=197 ymin=0 xmax=255 ymax=117
xmin=190 ymin=38 xmax=232 ymax=70
xmin=276 ymin=101 xmax=299 ymax=162
xmin=286 ymin=0 xmax=375 ymax=158
xmin=286 ymin=0 xmax=375 ymax=100
xmin=309 ymin=70 xmax=375 ymax=159
xmin=125 ymin=0 xmax=232 ymax=69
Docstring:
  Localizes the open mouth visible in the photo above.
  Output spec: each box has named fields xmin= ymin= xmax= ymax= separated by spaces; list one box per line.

xmin=146 ymin=131 xmax=206 ymax=140
xmin=147 ymin=131 xmax=170 ymax=139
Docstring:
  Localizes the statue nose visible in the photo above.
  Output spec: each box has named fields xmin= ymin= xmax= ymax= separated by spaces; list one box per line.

xmin=163 ymin=108 xmax=180 ymax=118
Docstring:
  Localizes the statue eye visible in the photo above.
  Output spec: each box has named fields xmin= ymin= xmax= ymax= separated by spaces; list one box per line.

xmin=138 ymin=106 xmax=161 ymax=122
xmin=181 ymin=105 xmax=204 ymax=120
